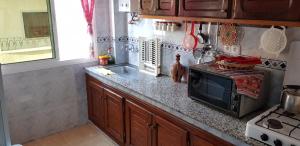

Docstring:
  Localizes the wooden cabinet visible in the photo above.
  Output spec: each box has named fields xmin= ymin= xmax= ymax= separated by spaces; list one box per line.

xmin=86 ymin=79 xmax=105 ymax=128
xmin=103 ymin=88 xmax=125 ymax=143
xmin=140 ymin=0 xmax=178 ymax=16
xmin=86 ymin=76 xmax=125 ymax=145
xmin=86 ymin=74 xmax=233 ymax=146
xmin=125 ymin=100 xmax=152 ymax=146
xmin=233 ymin=0 xmax=300 ymax=21
xmin=179 ymin=0 xmax=231 ymax=18
xmin=153 ymin=116 xmax=188 ymax=146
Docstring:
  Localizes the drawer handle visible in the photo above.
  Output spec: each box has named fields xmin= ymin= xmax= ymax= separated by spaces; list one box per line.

xmin=150 ymin=124 xmax=157 ymax=129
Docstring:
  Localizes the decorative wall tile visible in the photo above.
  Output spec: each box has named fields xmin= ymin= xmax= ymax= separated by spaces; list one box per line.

xmin=259 ymin=58 xmax=287 ymax=70
xmin=96 ymin=35 xmax=288 ymax=71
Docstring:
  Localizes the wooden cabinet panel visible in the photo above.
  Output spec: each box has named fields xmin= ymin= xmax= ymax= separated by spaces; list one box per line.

xmin=104 ymin=88 xmax=125 ymax=143
xmin=233 ymin=0 xmax=300 ymax=21
xmin=179 ymin=0 xmax=230 ymax=18
xmin=155 ymin=0 xmax=178 ymax=16
xmin=154 ymin=116 xmax=188 ymax=146
xmin=86 ymin=80 xmax=105 ymax=128
xmin=190 ymin=135 xmax=214 ymax=146
xmin=140 ymin=0 xmax=177 ymax=16
xmin=140 ymin=0 xmax=156 ymax=15
xmin=125 ymin=100 xmax=152 ymax=146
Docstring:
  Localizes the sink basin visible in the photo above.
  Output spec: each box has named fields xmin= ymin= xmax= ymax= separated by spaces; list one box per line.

xmin=106 ymin=65 xmax=139 ymax=79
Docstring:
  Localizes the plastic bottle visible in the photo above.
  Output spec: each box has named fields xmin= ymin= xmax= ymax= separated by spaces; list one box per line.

xmin=107 ymin=47 xmax=115 ymax=64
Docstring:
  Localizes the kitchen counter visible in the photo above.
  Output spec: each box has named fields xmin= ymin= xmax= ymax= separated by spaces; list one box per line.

xmin=85 ymin=65 xmax=266 ymax=146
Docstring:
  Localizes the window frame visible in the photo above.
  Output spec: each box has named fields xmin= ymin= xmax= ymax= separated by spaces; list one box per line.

xmin=1 ymin=0 xmax=97 ymax=75
xmin=1 ymin=0 xmax=58 ymax=65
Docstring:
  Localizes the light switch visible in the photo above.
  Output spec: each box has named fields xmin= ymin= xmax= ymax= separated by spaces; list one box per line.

xmin=119 ymin=0 xmax=139 ymax=12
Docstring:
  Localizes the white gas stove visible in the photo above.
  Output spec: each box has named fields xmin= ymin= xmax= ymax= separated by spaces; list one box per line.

xmin=246 ymin=105 xmax=300 ymax=146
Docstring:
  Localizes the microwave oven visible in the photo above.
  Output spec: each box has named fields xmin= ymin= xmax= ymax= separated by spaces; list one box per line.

xmin=188 ymin=65 xmax=270 ymax=118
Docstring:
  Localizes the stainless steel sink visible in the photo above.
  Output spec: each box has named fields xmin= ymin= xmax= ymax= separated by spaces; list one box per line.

xmin=106 ymin=65 xmax=139 ymax=79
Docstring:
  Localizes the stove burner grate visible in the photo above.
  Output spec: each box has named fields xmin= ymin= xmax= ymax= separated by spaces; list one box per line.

xmin=263 ymin=119 xmax=283 ymax=129
xmin=282 ymin=111 xmax=296 ymax=117
xmin=255 ymin=106 xmax=300 ymax=141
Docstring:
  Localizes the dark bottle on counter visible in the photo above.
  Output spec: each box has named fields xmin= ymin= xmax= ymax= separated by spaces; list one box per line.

xmin=107 ymin=47 xmax=115 ymax=64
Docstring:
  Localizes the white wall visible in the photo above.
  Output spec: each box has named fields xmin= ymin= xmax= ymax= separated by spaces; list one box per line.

xmin=3 ymin=61 xmax=97 ymax=144
xmin=53 ymin=0 xmax=90 ymax=60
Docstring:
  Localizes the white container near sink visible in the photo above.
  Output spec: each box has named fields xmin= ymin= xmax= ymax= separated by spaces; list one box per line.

xmin=138 ymin=37 xmax=161 ymax=76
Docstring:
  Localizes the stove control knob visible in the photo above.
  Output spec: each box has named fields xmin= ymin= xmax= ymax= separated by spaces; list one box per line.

xmin=260 ymin=134 xmax=268 ymax=141
xmin=274 ymin=139 xmax=282 ymax=146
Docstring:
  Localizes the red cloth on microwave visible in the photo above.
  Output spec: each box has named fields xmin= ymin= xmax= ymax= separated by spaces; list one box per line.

xmin=213 ymin=67 xmax=265 ymax=99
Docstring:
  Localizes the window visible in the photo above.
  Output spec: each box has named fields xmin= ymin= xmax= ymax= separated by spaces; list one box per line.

xmin=53 ymin=0 xmax=90 ymax=61
xmin=0 ymin=0 xmax=55 ymax=64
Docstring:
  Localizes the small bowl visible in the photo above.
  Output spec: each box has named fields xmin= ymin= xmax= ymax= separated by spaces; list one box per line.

xmin=98 ymin=56 xmax=110 ymax=65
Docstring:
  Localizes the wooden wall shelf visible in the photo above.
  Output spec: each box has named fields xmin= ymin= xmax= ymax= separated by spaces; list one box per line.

xmin=140 ymin=15 xmax=300 ymax=27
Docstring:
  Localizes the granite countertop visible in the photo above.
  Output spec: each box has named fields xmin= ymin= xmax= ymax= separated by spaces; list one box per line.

xmin=85 ymin=65 xmax=267 ymax=146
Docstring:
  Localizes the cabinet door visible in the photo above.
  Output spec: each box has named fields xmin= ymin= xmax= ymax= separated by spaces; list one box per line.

xmin=233 ymin=0 xmax=300 ymax=21
xmin=140 ymin=0 xmax=156 ymax=15
xmin=190 ymin=132 xmax=233 ymax=146
xmin=179 ymin=0 xmax=230 ymax=18
xmin=86 ymin=80 xmax=105 ymax=128
xmin=104 ymin=88 xmax=125 ymax=143
xmin=153 ymin=116 xmax=188 ymax=146
xmin=125 ymin=100 xmax=152 ymax=146
xmin=155 ymin=0 xmax=178 ymax=16
xmin=190 ymin=135 xmax=214 ymax=146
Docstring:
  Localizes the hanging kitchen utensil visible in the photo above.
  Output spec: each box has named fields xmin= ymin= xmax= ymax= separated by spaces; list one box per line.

xmin=260 ymin=26 xmax=287 ymax=57
xmin=219 ymin=23 xmax=238 ymax=46
xmin=182 ymin=22 xmax=194 ymax=50
xmin=196 ymin=23 xmax=207 ymax=44
xmin=190 ymin=22 xmax=198 ymax=50
xmin=182 ymin=22 xmax=198 ymax=51
xmin=206 ymin=22 xmax=212 ymax=45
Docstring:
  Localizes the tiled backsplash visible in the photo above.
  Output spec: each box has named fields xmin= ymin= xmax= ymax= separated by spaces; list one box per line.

xmin=93 ymin=3 xmax=300 ymax=106
xmin=96 ymin=35 xmax=287 ymax=71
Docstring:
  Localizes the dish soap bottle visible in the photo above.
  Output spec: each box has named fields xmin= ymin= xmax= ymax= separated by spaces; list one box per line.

xmin=107 ymin=47 xmax=115 ymax=64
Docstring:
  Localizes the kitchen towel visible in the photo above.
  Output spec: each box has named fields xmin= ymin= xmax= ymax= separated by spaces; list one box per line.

xmin=214 ymin=66 xmax=265 ymax=99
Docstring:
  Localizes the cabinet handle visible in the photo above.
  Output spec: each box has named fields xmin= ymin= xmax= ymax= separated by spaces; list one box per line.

xmin=232 ymin=0 xmax=237 ymax=18
xmin=289 ymin=0 xmax=293 ymax=8
xmin=187 ymin=134 xmax=191 ymax=146
xmin=150 ymin=124 xmax=157 ymax=129
xmin=154 ymin=0 xmax=158 ymax=12
xmin=220 ymin=0 xmax=225 ymax=12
